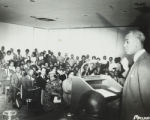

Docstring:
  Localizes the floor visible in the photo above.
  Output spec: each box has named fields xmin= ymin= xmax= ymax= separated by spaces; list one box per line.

xmin=0 ymin=87 xmax=120 ymax=120
xmin=0 ymin=86 xmax=76 ymax=120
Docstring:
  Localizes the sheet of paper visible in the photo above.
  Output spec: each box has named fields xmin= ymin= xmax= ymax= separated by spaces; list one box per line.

xmin=95 ymin=89 xmax=116 ymax=98
xmin=108 ymin=87 xmax=120 ymax=92
xmin=53 ymin=97 xmax=61 ymax=103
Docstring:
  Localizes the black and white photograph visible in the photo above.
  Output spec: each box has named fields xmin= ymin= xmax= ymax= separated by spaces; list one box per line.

xmin=0 ymin=0 xmax=150 ymax=120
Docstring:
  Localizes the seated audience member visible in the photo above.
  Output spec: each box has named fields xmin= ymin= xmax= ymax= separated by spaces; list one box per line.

xmin=10 ymin=48 xmax=17 ymax=61
xmin=57 ymin=52 xmax=65 ymax=64
xmin=50 ymin=52 xmax=57 ymax=65
xmin=68 ymin=54 xmax=76 ymax=67
xmin=24 ymin=49 xmax=31 ymax=62
xmin=5 ymin=50 xmax=13 ymax=63
xmin=21 ymin=68 xmax=35 ymax=101
xmin=64 ymin=57 xmax=70 ymax=67
xmin=35 ymin=68 xmax=47 ymax=105
xmin=31 ymin=52 xmax=37 ymax=65
xmin=0 ymin=46 xmax=5 ymax=63
xmin=64 ymin=53 xmax=68 ymax=62
xmin=43 ymin=70 xmax=62 ymax=111
xmin=16 ymin=49 xmax=22 ymax=58
xmin=78 ymin=55 xmax=86 ymax=69
xmin=87 ymin=63 xmax=97 ymax=75
xmin=73 ymin=66 xmax=80 ymax=76
xmin=62 ymin=71 xmax=74 ymax=106
xmin=34 ymin=48 xmax=39 ymax=57
xmin=2 ymin=63 xmax=15 ymax=94
xmin=8 ymin=60 xmax=15 ymax=72
xmin=10 ymin=66 xmax=22 ymax=107
xmin=0 ymin=64 xmax=8 ymax=94
xmin=86 ymin=54 xmax=90 ymax=62
xmin=30 ymin=64 xmax=39 ymax=78
xmin=57 ymin=66 xmax=67 ymax=81
xmin=100 ymin=56 xmax=109 ymax=74
xmin=96 ymin=57 xmax=101 ymax=62
xmin=44 ymin=62 xmax=51 ymax=75
xmin=24 ymin=60 xmax=31 ymax=73
xmin=114 ymin=57 xmax=125 ymax=78
xmin=92 ymin=56 xmax=96 ymax=60
xmin=75 ymin=56 xmax=80 ymax=65
xmin=108 ymin=57 xmax=113 ymax=68
xmin=93 ymin=62 xmax=102 ymax=75
xmin=16 ymin=49 xmax=23 ymax=65
xmin=81 ymin=64 xmax=89 ymax=76
xmin=0 ymin=46 xmax=5 ymax=56
xmin=108 ymin=57 xmax=117 ymax=72
xmin=37 ymin=52 xmax=44 ymax=66
xmin=35 ymin=68 xmax=47 ymax=90
xmin=101 ymin=55 xmax=108 ymax=65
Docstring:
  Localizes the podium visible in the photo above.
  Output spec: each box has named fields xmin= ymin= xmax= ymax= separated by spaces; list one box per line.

xmin=71 ymin=75 xmax=122 ymax=113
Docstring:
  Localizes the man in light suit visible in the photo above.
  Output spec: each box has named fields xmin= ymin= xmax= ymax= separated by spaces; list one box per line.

xmin=121 ymin=30 xmax=150 ymax=120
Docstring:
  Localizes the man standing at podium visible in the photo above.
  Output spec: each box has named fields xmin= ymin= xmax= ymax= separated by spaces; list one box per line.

xmin=121 ymin=30 xmax=150 ymax=120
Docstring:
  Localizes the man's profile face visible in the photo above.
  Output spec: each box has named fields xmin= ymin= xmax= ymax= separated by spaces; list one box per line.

xmin=124 ymin=33 xmax=139 ymax=55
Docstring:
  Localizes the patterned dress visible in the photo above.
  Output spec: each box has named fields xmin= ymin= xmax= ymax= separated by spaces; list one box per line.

xmin=43 ymin=79 xmax=62 ymax=112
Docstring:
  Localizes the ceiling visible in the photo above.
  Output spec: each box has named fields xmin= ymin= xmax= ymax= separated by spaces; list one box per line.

xmin=0 ymin=0 xmax=150 ymax=29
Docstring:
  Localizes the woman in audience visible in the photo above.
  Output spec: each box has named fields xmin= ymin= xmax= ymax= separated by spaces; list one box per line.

xmin=62 ymin=71 xmax=74 ymax=106
xmin=31 ymin=52 xmax=37 ymax=65
xmin=9 ymin=60 xmax=15 ymax=72
xmin=43 ymin=70 xmax=62 ymax=112
xmin=5 ymin=50 xmax=13 ymax=63
xmin=21 ymin=68 xmax=34 ymax=102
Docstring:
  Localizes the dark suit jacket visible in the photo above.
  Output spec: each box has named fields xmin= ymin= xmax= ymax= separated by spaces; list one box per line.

xmin=22 ymin=75 xmax=33 ymax=90
xmin=121 ymin=51 xmax=150 ymax=120
xmin=35 ymin=76 xmax=46 ymax=90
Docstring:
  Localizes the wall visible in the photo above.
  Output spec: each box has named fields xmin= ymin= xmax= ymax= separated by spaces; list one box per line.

xmin=0 ymin=22 xmax=126 ymax=58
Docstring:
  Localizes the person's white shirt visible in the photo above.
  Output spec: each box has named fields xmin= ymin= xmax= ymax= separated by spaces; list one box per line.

xmin=101 ymin=59 xmax=108 ymax=64
xmin=134 ymin=49 xmax=145 ymax=62
xmin=31 ymin=57 xmax=36 ymax=64
xmin=121 ymin=57 xmax=129 ymax=78
xmin=109 ymin=62 xmax=117 ymax=71
xmin=5 ymin=54 xmax=13 ymax=63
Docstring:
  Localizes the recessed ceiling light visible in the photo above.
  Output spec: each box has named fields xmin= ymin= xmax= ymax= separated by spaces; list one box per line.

xmin=30 ymin=0 xmax=36 ymax=2
xmin=30 ymin=16 xmax=56 ymax=22
xmin=83 ymin=14 xmax=88 ymax=16
xmin=134 ymin=6 xmax=150 ymax=13
xmin=4 ymin=5 xmax=8 ymax=8
xmin=134 ymin=2 xmax=146 ymax=6
xmin=109 ymin=5 xmax=114 ymax=10
xmin=122 ymin=10 xmax=128 ymax=13
xmin=1 ymin=5 xmax=8 ymax=8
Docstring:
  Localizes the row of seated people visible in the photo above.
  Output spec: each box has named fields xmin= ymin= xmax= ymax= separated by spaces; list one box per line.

xmin=0 ymin=63 xmax=64 ymax=111
xmin=0 ymin=46 xmax=129 ymax=111
xmin=0 ymin=46 xmax=126 ymax=78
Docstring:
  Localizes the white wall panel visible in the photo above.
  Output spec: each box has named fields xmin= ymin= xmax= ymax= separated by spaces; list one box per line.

xmin=0 ymin=22 xmax=125 ymax=58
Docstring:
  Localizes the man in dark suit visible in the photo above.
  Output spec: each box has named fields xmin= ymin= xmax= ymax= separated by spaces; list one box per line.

xmin=10 ymin=66 xmax=22 ymax=106
xmin=121 ymin=30 xmax=150 ymax=120
xmin=21 ymin=68 xmax=34 ymax=101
